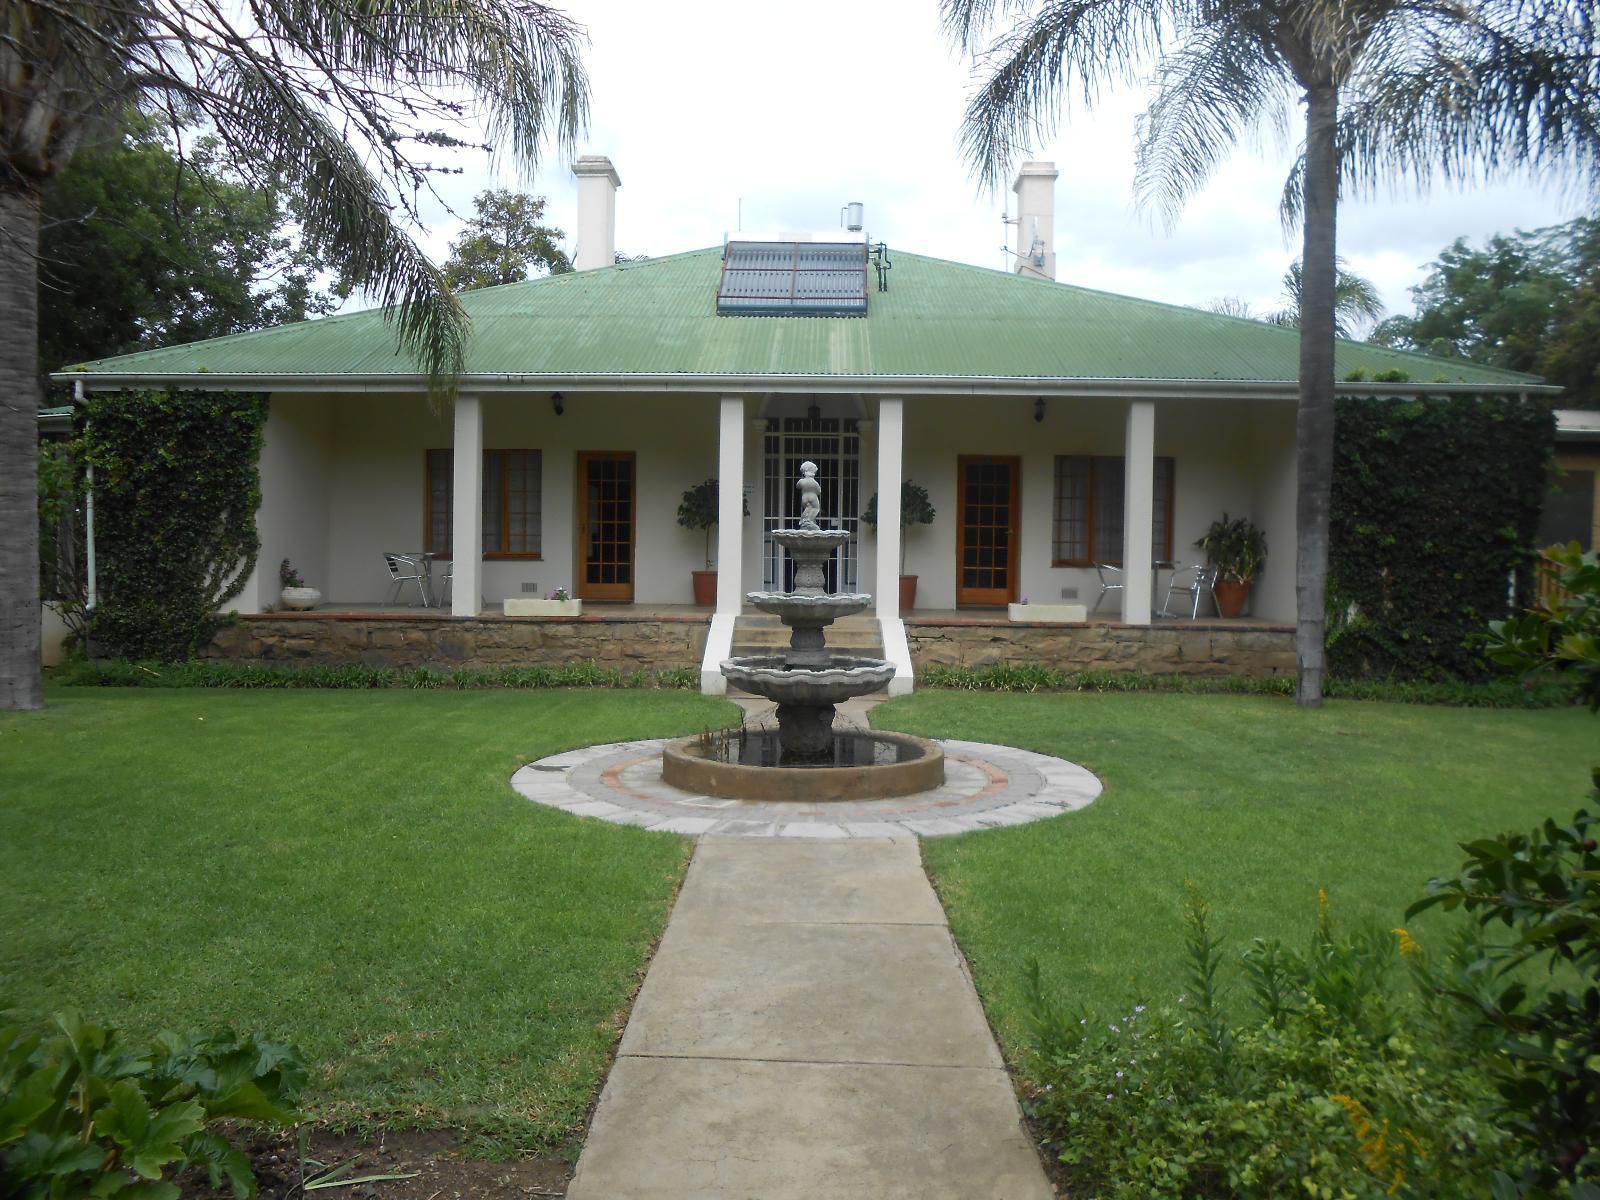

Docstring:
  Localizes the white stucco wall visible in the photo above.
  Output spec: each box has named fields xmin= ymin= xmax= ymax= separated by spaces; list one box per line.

xmin=244 ymin=394 xmax=335 ymax=612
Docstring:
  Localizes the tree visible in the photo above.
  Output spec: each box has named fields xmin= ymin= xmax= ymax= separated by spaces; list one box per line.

xmin=1208 ymin=256 xmax=1385 ymax=338
xmin=39 ymin=111 xmax=336 ymax=377
xmin=442 ymin=189 xmax=571 ymax=292
xmin=1372 ymin=217 xmax=1600 ymax=407
xmin=943 ymin=0 xmax=1600 ymax=705
xmin=1 ymin=1 xmax=589 ymax=711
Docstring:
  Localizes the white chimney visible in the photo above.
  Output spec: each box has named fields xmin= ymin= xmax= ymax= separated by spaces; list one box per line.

xmin=572 ymin=155 xmax=621 ymax=270
xmin=1012 ymin=161 xmax=1058 ymax=281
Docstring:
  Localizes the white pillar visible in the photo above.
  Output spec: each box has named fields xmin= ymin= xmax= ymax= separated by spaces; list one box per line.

xmin=1122 ymin=400 xmax=1155 ymax=625
xmin=451 ymin=394 xmax=482 ymax=617
xmin=875 ymin=397 xmax=904 ymax=620
xmin=715 ymin=396 xmax=745 ymax=615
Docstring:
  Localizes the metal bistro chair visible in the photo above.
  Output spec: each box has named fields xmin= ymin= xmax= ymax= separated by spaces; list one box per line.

xmin=1160 ymin=563 xmax=1220 ymax=619
xmin=1092 ymin=563 xmax=1124 ymax=615
xmin=435 ymin=561 xmax=453 ymax=608
xmin=383 ymin=552 xmax=430 ymax=607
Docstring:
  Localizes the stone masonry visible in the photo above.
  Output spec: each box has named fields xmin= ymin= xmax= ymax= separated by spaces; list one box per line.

xmin=205 ymin=614 xmax=709 ymax=671
xmin=906 ymin=618 xmax=1296 ymax=677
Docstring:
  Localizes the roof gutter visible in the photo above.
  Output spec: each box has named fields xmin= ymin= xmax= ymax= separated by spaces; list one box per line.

xmin=52 ymin=370 xmax=1558 ymax=401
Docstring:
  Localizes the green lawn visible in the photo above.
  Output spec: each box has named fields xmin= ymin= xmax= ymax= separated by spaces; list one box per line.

xmin=873 ymin=690 xmax=1598 ymax=1060
xmin=0 ymin=686 xmax=734 ymax=1153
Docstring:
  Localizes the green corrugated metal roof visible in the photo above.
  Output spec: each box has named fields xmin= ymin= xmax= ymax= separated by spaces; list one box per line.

xmin=60 ymin=246 xmax=1541 ymax=390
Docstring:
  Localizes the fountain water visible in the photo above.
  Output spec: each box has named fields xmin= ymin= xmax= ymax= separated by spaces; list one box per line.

xmin=662 ymin=463 xmax=944 ymax=801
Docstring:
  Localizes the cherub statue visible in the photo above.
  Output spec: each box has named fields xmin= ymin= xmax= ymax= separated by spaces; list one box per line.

xmin=796 ymin=460 xmax=822 ymax=530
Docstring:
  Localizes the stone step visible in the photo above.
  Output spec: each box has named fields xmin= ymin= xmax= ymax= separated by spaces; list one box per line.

xmin=729 ymin=611 xmax=883 ymax=662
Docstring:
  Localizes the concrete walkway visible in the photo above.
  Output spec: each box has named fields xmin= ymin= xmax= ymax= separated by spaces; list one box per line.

xmin=566 ymin=837 xmax=1053 ymax=1199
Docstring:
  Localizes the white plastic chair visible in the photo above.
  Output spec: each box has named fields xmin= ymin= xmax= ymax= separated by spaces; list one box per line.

xmin=1160 ymin=564 xmax=1220 ymax=619
xmin=1092 ymin=563 xmax=1124 ymax=614
xmin=383 ymin=553 xmax=430 ymax=607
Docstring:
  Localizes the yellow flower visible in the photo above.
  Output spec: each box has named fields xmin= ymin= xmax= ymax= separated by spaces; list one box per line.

xmin=1392 ymin=927 xmax=1423 ymax=958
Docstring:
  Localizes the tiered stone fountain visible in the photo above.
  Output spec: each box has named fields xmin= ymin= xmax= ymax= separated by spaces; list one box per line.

xmin=663 ymin=462 xmax=944 ymax=801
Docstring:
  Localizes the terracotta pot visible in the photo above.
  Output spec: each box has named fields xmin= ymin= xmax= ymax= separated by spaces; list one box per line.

xmin=898 ymin=575 xmax=918 ymax=611
xmin=691 ymin=570 xmax=718 ymax=607
xmin=1213 ymin=579 xmax=1251 ymax=618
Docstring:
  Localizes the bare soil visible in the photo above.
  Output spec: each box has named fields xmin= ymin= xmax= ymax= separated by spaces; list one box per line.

xmin=177 ymin=1128 xmax=573 ymax=1199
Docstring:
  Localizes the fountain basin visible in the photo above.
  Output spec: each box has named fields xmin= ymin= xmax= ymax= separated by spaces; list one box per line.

xmin=720 ymin=655 xmax=896 ymax=705
xmin=663 ymin=729 xmax=945 ymax=801
xmin=746 ymin=592 xmax=873 ymax=622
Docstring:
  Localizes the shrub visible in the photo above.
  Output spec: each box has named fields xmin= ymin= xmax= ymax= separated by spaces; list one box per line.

xmin=0 ymin=1011 xmax=302 ymax=1200
xmin=1025 ymin=888 xmax=1519 ymax=1198
xmin=51 ymin=658 xmax=699 ymax=691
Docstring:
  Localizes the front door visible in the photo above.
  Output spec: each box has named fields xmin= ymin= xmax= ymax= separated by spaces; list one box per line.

xmin=577 ymin=451 xmax=635 ymax=602
xmin=956 ymin=455 xmax=1019 ymax=607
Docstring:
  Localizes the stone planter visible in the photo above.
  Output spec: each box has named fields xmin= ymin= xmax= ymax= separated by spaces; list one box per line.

xmin=503 ymin=598 xmax=583 ymax=618
xmin=280 ymin=586 xmax=321 ymax=611
xmin=1008 ymin=602 xmax=1086 ymax=623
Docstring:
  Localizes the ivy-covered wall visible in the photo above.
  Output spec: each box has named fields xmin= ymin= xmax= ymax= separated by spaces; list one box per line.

xmin=1328 ymin=393 xmax=1555 ymax=680
xmin=81 ymin=389 xmax=267 ymax=661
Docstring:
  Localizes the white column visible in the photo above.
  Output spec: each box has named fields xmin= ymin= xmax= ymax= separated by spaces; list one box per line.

xmin=875 ymin=397 xmax=904 ymax=620
xmin=1122 ymin=400 xmax=1155 ymax=625
xmin=716 ymin=396 xmax=745 ymax=614
xmin=451 ymin=394 xmax=482 ymax=617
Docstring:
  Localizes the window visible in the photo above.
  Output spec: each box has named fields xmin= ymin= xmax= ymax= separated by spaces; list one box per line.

xmin=1053 ymin=455 xmax=1174 ymax=565
xmin=425 ymin=449 xmax=542 ymax=558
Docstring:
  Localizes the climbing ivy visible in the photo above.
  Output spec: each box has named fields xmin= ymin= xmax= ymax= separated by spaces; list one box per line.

xmin=1328 ymin=392 xmax=1555 ymax=680
xmin=79 ymin=389 xmax=267 ymax=661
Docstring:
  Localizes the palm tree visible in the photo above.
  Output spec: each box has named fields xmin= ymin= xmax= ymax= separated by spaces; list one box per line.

xmin=1209 ymin=256 xmax=1386 ymax=337
xmin=0 ymin=0 xmax=588 ymax=710
xmin=943 ymin=0 xmax=1599 ymax=705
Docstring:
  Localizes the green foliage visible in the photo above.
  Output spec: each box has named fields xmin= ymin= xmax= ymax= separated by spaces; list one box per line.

xmin=52 ymin=658 xmax=698 ymax=691
xmin=1196 ymin=513 xmax=1266 ymax=583
xmin=676 ymin=479 xmax=748 ymax=570
xmin=1329 ymin=394 xmax=1556 ymax=680
xmin=78 ymin=390 xmax=267 ymax=662
xmin=0 ymin=1010 xmax=302 ymax=1200
xmin=917 ymin=662 xmax=1573 ymax=708
xmin=1484 ymin=543 xmax=1600 ymax=711
xmin=441 ymin=190 xmax=570 ymax=292
xmin=1025 ymin=892 xmax=1517 ymax=1199
xmin=860 ymin=480 xmax=936 ymax=531
xmin=1372 ymin=218 xmax=1600 ymax=408
xmin=40 ymin=110 xmax=335 ymax=379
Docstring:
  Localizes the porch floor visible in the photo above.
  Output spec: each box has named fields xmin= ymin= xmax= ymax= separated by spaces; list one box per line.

xmin=251 ymin=603 xmax=1288 ymax=631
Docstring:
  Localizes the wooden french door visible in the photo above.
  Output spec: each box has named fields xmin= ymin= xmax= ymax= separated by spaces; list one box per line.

xmin=577 ymin=452 xmax=635 ymax=602
xmin=956 ymin=456 xmax=1020 ymax=607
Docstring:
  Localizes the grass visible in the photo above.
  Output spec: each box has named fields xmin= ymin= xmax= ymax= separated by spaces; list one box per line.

xmin=0 ymin=686 xmax=735 ymax=1154
xmin=872 ymin=690 xmax=1598 ymax=1061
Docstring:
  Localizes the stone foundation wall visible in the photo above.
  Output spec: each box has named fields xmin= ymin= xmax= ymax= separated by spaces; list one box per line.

xmin=906 ymin=620 xmax=1296 ymax=677
xmin=206 ymin=615 xmax=709 ymax=671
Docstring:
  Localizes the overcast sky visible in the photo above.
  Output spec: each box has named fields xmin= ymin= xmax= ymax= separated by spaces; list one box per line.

xmin=405 ymin=0 xmax=1587 ymax=326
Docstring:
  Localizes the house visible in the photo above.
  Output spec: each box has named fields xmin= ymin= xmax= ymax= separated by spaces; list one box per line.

xmin=54 ymin=157 xmax=1553 ymax=690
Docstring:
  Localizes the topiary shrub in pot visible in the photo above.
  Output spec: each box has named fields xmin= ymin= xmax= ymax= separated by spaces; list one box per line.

xmin=677 ymin=479 xmax=749 ymax=607
xmin=862 ymin=481 xmax=937 ymax=610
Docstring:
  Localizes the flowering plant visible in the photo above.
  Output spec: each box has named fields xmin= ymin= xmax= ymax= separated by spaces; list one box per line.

xmin=548 ymin=586 xmax=570 ymax=602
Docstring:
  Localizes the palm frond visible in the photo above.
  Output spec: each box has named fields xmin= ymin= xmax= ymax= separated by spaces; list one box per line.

xmin=1135 ymin=16 xmax=1290 ymax=225
xmin=954 ymin=0 xmax=1183 ymax=189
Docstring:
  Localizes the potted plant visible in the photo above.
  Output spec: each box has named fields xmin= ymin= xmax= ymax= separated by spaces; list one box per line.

xmin=503 ymin=585 xmax=582 ymax=618
xmin=279 ymin=558 xmax=320 ymax=610
xmin=677 ymin=479 xmax=749 ymax=606
xmin=1196 ymin=514 xmax=1266 ymax=618
xmin=862 ymin=480 xmax=936 ymax=610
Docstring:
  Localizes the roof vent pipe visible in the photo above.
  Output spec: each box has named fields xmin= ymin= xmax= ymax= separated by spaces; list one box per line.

xmin=843 ymin=201 xmax=864 ymax=231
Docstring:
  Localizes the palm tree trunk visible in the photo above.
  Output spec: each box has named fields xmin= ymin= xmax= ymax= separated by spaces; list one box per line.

xmin=1294 ymin=82 xmax=1340 ymax=707
xmin=0 ymin=183 xmax=45 ymax=710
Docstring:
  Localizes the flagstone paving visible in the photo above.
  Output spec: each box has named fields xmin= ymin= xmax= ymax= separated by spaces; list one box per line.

xmin=564 ymin=837 xmax=1056 ymax=1199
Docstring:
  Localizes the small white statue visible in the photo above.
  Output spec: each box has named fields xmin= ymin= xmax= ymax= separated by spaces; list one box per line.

xmin=796 ymin=460 xmax=822 ymax=530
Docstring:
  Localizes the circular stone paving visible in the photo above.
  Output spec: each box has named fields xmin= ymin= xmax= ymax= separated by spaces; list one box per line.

xmin=509 ymin=738 xmax=1102 ymax=839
